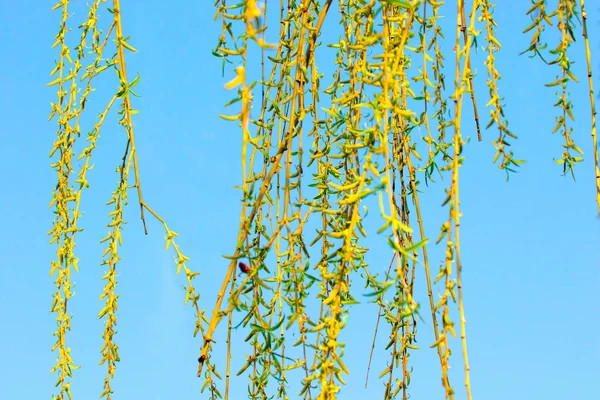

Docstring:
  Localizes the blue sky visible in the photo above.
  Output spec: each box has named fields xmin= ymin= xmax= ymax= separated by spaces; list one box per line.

xmin=0 ymin=1 xmax=599 ymax=399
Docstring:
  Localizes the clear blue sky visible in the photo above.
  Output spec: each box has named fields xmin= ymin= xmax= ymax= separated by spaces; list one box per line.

xmin=1 ymin=2 xmax=599 ymax=399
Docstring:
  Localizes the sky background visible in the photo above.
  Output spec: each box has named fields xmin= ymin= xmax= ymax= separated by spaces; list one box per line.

xmin=1 ymin=1 xmax=599 ymax=399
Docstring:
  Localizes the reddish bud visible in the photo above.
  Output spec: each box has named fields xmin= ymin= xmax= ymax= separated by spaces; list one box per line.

xmin=238 ymin=262 xmax=251 ymax=274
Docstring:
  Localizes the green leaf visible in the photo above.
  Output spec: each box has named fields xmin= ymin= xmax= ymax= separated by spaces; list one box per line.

xmin=404 ymin=238 xmax=429 ymax=254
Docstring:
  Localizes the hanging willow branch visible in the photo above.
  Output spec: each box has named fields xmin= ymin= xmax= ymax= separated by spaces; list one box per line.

xmin=48 ymin=1 xmax=205 ymax=399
